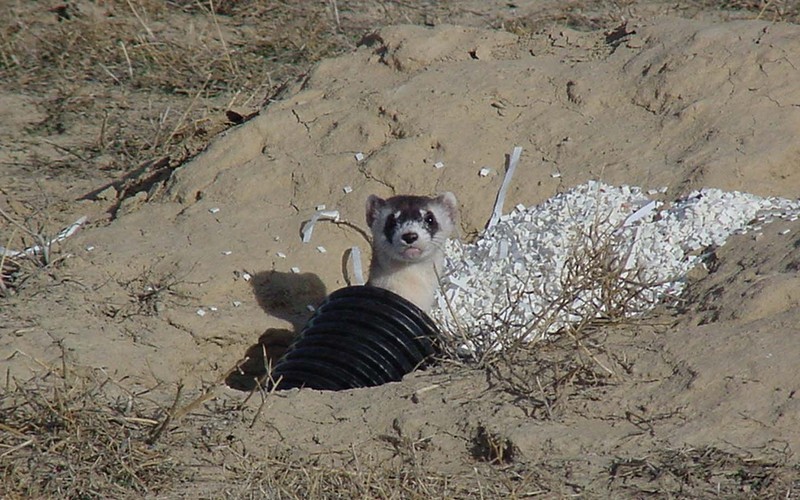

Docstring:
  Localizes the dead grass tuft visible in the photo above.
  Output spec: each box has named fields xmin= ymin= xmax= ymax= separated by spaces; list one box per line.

xmin=212 ymin=449 xmax=549 ymax=499
xmin=693 ymin=0 xmax=800 ymax=22
xmin=471 ymin=425 xmax=517 ymax=465
xmin=105 ymin=259 xmax=198 ymax=320
xmin=0 ymin=0 xmax=353 ymax=185
xmin=609 ymin=444 xmax=800 ymax=497
xmin=501 ymin=0 xmax=800 ymax=36
xmin=437 ymin=209 xmax=673 ymax=418
xmin=0 ymin=201 xmax=77 ymax=298
xmin=0 ymin=353 xmax=177 ymax=498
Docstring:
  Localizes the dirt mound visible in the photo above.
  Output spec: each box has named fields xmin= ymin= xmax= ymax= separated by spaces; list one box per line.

xmin=3 ymin=11 xmax=800 ymax=498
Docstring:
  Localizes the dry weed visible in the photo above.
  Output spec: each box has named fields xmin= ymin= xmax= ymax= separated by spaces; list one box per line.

xmin=211 ymin=447 xmax=550 ymax=499
xmin=501 ymin=0 xmax=800 ymax=35
xmin=0 ymin=352 xmax=177 ymax=498
xmin=609 ymin=444 xmax=800 ymax=497
xmin=693 ymin=0 xmax=800 ymax=22
xmin=105 ymin=259 xmax=198 ymax=320
xmin=436 ymin=209 xmax=674 ymax=418
xmin=0 ymin=202 xmax=77 ymax=297
xmin=0 ymin=0 xmax=353 ymax=184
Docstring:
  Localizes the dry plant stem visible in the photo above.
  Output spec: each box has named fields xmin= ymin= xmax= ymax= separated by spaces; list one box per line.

xmin=119 ymin=40 xmax=134 ymax=78
xmin=535 ymin=376 xmax=553 ymax=420
xmin=247 ymin=342 xmax=287 ymax=427
xmin=0 ymin=206 xmax=39 ymax=241
xmin=0 ymin=206 xmax=55 ymax=266
xmin=330 ymin=0 xmax=342 ymax=31
xmin=149 ymin=355 xmax=267 ymax=443
xmin=756 ymin=0 xmax=775 ymax=20
xmin=249 ymin=373 xmax=284 ymax=429
xmin=0 ymin=227 xmax=18 ymax=295
xmin=0 ymin=438 xmax=34 ymax=458
xmin=562 ymin=324 xmax=615 ymax=377
xmin=435 ymin=266 xmax=471 ymax=359
xmin=205 ymin=0 xmax=237 ymax=76
xmin=147 ymin=383 xmax=182 ymax=445
xmin=126 ymin=0 xmax=155 ymax=40
xmin=165 ymin=75 xmax=210 ymax=147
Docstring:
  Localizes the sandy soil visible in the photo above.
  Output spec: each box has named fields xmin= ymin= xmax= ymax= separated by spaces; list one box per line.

xmin=2 ymin=1 xmax=799 ymax=498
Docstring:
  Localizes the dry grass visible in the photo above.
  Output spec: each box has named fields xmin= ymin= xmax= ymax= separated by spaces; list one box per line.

xmin=610 ymin=444 xmax=800 ymax=498
xmin=0 ymin=0 xmax=354 ymax=187
xmin=436 ymin=208 xmax=675 ymax=418
xmin=0 ymin=352 xmax=176 ymax=498
xmin=693 ymin=0 xmax=800 ymax=22
xmin=202 ymin=438 xmax=551 ymax=499
xmin=0 ymin=203 xmax=78 ymax=298
xmin=500 ymin=0 xmax=800 ymax=36
xmin=227 ymin=460 xmax=546 ymax=499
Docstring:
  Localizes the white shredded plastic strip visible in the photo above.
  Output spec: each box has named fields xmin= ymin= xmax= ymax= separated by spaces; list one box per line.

xmin=301 ymin=210 xmax=340 ymax=243
xmin=622 ymin=200 xmax=658 ymax=228
xmin=486 ymin=146 xmax=523 ymax=230
xmin=432 ymin=181 xmax=800 ymax=355
xmin=350 ymin=246 xmax=365 ymax=285
xmin=1 ymin=215 xmax=88 ymax=257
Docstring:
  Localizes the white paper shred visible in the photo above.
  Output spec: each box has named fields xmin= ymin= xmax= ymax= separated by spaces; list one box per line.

xmin=1 ymin=216 xmax=88 ymax=258
xmin=486 ymin=146 xmax=523 ymax=230
xmin=350 ymin=246 xmax=365 ymax=285
xmin=433 ymin=181 xmax=800 ymax=355
xmin=301 ymin=210 xmax=340 ymax=243
xmin=618 ymin=200 xmax=659 ymax=233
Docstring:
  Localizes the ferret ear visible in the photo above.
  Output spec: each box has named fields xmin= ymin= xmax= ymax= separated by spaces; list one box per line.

xmin=366 ymin=195 xmax=385 ymax=227
xmin=436 ymin=192 xmax=459 ymax=219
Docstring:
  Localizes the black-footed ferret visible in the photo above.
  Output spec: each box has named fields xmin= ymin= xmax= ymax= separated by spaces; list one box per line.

xmin=365 ymin=192 xmax=459 ymax=312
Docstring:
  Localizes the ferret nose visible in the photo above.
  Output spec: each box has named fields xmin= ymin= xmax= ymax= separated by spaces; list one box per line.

xmin=401 ymin=232 xmax=418 ymax=244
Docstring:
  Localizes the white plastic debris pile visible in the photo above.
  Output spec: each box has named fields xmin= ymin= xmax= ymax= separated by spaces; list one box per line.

xmin=433 ymin=181 xmax=800 ymax=354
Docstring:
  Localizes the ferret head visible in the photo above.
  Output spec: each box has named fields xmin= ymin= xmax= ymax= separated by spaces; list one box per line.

xmin=366 ymin=192 xmax=458 ymax=264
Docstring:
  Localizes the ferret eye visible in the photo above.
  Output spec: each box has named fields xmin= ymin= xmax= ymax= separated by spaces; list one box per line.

xmin=424 ymin=212 xmax=436 ymax=226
